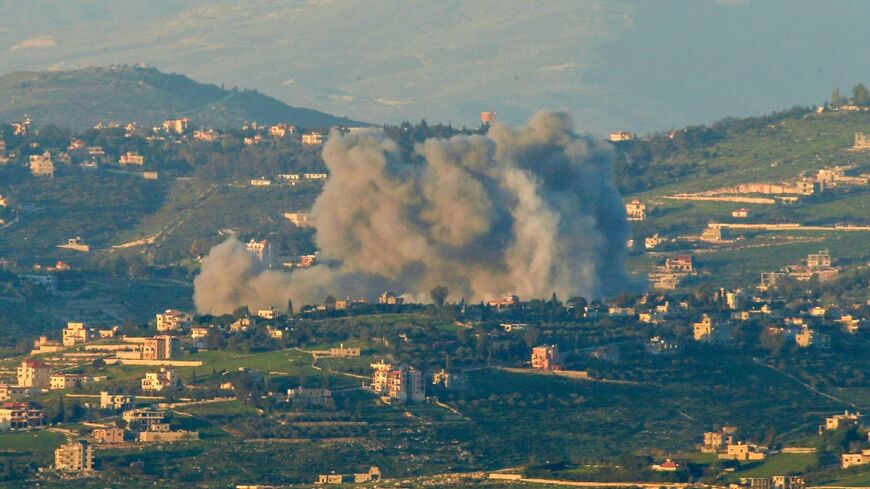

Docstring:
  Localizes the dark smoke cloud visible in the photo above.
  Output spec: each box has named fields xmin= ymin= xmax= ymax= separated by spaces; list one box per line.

xmin=194 ymin=111 xmax=634 ymax=314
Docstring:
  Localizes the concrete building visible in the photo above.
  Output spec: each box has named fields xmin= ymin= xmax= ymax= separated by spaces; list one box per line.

xmin=141 ymin=368 xmax=179 ymax=392
xmin=795 ymin=327 xmax=830 ymax=349
xmin=609 ymin=131 xmax=636 ymax=142
xmin=49 ymin=374 xmax=83 ymax=390
xmin=142 ymin=335 xmax=179 ymax=360
xmin=193 ymin=129 xmax=219 ymax=141
xmin=54 ymin=440 xmax=93 ymax=473
xmin=286 ymin=387 xmax=333 ymax=408
xmin=29 ymin=151 xmax=54 ymax=177
xmin=0 ymin=402 xmax=45 ymax=430
xmin=122 ymin=408 xmax=165 ymax=431
xmin=625 ymin=199 xmax=646 ymax=221
xmin=692 ymin=315 xmax=732 ymax=344
xmin=245 ymin=239 xmax=272 ymax=267
xmin=163 ymin=118 xmax=189 ymax=134
xmin=119 ymin=151 xmax=144 ymax=165
xmin=92 ymin=427 xmax=125 ymax=444
xmin=842 ymin=449 xmax=870 ymax=469
xmin=531 ymin=345 xmax=561 ymax=370
xmin=63 ymin=321 xmax=89 ymax=346
xmin=806 ymin=250 xmax=832 ymax=268
xmin=283 ymin=212 xmax=312 ymax=228
xmin=719 ymin=442 xmax=767 ymax=461
xmin=853 ymin=132 xmax=870 ymax=151
xmin=156 ymin=310 xmax=191 ymax=332
xmin=702 ymin=427 xmax=737 ymax=453
xmin=100 ymin=391 xmax=133 ymax=410
xmin=317 ymin=466 xmax=381 ymax=484
xmin=17 ymin=359 xmax=51 ymax=389
xmin=302 ymin=132 xmax=323 ymax=145
xmin=138 ymin=423 xmax=199 ymax=442
xmin=371 ymin=363 xmax=424 ymax=402
xmin=378 ymin=291 xmax=404 ymax=305
xmin=821 ymin=411 xmax=864 ymax=434
xmin=666 ymin=255 xmax=695 ymax=273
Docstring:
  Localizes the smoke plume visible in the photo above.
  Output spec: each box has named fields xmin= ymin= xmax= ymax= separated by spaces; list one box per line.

xmin=194 ymin=111 xmax=633 ymax=314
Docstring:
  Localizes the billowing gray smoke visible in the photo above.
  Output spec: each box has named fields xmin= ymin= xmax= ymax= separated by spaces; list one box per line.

xmin=194 ymin=111 xmax=633 ymax=314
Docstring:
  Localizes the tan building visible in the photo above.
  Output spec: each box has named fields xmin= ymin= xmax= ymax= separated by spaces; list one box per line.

xmin=0 ymin=402 xmax=44 ymax=430
xmin=122 ymin=408 xmax=165 ymax=431
xmin=531 ymin=345 xmax=561 ymax=370
xmin=302 ymin=132 xmax=323 ymax=145
xmin=795 ymin=327 xmax=830 ymax=349
xmin=29 ymin=151 xmax=54 ymax=177
xmin=701 ymin=426 xmax=737 ymax=453
xmin=17 ymin=359 xmax=51 ymax=388
xmin=163 ymin=118 xmax=189 ymax=134
xmin=692 ymin=315 xmax=731 ymax=344
xmin=852 ymin=132 xmax=870 ymax=151
xmin=55 ymin=440 xmax=94 ymax=473
xmin=141 ymin=368 xmax=179 ymax=392
xmin=665 ymin=255 xmax=695 ymax=273
xmin=63 ymin=321 xmax=89 ymax=346
xmin=245 ymin=239 xmax=272 ymax=267
xmin=286 ymin=387 xmax=333 ymax=408
xmin=719 ymin=442 xmax=767 ymax=461
xmin=842 ymin=449 xmax=870 ymax=469
xmin=625 ymin=199 xmax=646 ymax=221
xmin=329 ymin=345 xmax=361 ymax=357
xmin=100 ymin=391 xmax=133 ymax=410
xmin=378 ymin=291 xmax=404 ymax=305
xmin=142 ymin=335 xmax=179 ymax=360
xmin=284 ymin=212 xmax=312 ymax=228
xmin=0 ymin=384 xmax=32 ymax=402
xmin=138 ymin=423 xmax=199 ymax=442
xmin=317 ymin=466 xmax=381 ymax=484
xmin=609 ymin=131 xmax=635 ymax=142
xmin=49 ymin=373 xmax=83 ymax=390
xmin=119 ymin=151 xmax=144 ymax=166
xmin=371 ymin=362 xmax=424 ymax=402
xmin=194 ymin=129 xmax=219 ymax=141
xmin=156 ymin=310 xmax=191 ymax=332
xmin=92 ymin=427 xmax=125 ymax=444
xmin=821 ymin=411 xmax=864 ymax=433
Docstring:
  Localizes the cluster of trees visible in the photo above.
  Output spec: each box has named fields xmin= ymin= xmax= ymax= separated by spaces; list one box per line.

xmin=831 ymin=84 xmax=870 ymax=107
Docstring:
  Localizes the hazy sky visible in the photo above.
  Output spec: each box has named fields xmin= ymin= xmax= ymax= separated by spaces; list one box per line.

xmin=1 ymin=0 xmax=869 ymax=134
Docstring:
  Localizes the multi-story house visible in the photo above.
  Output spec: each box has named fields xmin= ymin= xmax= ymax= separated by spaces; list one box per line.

xmin=156 ymin=310 xmax=191 ymax=332
xmin=62 ymin=321 xmax=89 ymax=346
xmin=142 ymin=336 xmax=178 ymax=360
xmin=55 ymin=440 xmax=93 ymax=472
xmin=17 ymin=359 xmax=51 ymax=389
xmin=141 ymin=368 xmax=179 ymax=392
xmin=531 ymin=345 xmax=561 ymax=370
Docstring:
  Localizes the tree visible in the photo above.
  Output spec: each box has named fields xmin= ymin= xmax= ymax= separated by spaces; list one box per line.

xmin=430 ymin=285 xmax=449 ymax=307
xmin=853 ymin=84 xmax=870 ymax=106
xmin=831 ymin=88 xmax=842 ymax=107
xmin=287 ymin=298 xmax=294 ymax=315
xmin=324 ymin=295 xmax=336 ymax=309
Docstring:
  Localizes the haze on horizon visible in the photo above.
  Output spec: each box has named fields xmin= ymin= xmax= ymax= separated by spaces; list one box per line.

xmin=1 ymin=0 xmax=870 ymax=134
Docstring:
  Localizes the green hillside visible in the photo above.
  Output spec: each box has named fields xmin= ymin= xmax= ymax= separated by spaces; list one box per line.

xmin=0 ymin=66 xmax=366 ymax=130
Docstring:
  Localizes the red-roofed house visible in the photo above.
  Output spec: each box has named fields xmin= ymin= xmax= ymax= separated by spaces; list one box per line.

xmin=17 ymin=359 xmax=51 ymax=389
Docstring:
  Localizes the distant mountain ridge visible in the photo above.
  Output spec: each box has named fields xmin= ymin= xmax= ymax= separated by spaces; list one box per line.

xmin=0 ymin=66 xmax=367 ymax=130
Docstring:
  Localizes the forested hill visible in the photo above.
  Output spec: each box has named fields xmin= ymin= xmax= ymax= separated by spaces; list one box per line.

xmin=0 ymin=66 xmax=367 ymax=130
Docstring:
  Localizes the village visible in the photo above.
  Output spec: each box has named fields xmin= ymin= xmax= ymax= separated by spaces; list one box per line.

xmin=0 ymin=109 xmax=870 ymax=487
